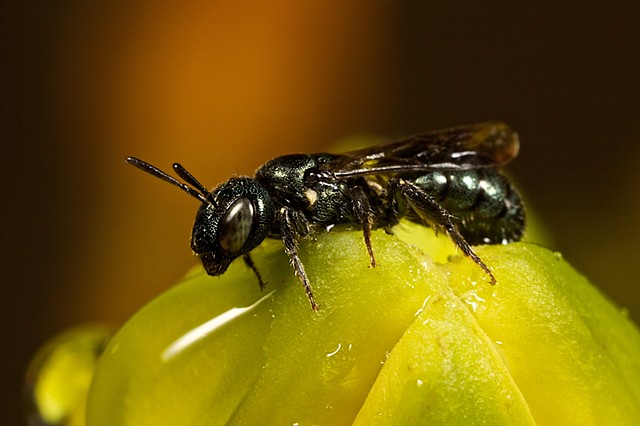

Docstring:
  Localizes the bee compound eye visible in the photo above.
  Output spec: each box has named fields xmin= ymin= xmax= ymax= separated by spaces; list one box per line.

xmin=219 ymin=197 xmax=255 ymax=254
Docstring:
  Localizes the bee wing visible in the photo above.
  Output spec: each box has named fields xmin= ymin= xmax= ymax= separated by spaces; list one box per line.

xmin=324 ymin=121 xmax=519 ymax=178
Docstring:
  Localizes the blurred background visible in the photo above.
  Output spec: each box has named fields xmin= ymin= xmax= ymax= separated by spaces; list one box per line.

xmin=3 ymin=2 xmax=640 ymax=423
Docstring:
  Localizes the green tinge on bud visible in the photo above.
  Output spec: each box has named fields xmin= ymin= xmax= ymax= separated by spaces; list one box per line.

xmin=33 ymin=223 xmax=640 ymax=425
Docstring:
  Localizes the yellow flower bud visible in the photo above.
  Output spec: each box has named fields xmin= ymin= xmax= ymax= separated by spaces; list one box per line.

xmin=28 ymin=223 xmax=640 ymax=425
xmin=84 ymin=224 xmax=640 ymax=425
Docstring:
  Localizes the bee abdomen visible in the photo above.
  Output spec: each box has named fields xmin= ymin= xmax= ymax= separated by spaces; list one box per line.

xmin=413 ymin=169 xmax=525 ymax=245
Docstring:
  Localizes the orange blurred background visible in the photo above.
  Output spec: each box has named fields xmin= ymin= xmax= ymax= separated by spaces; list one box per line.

xmin=4 ymin=2 xmax=640 ymax=423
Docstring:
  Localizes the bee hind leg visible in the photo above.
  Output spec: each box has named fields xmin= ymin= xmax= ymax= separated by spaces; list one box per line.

xmin=387 ymin=178 xmax=496 ymax=284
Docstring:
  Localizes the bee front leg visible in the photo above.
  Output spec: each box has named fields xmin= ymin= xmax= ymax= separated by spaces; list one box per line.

xmin=387 ymin=178 xmax=496 ymax=284
xmin=242 ymin=253 xmax=266 ymax=290
xmin=276 ymin=206 xmax=319 ymax=311
xmin=349 ymin=185 xmax=377 ymax=267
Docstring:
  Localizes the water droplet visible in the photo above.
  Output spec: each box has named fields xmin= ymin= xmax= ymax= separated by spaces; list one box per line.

xmin=461 ymin=290 xmax=486 ymax=313
xmin=326 ymin=343 xmax=342 ymax=358
xmin=414 ymin=295 xmax=431 ymax=317
xmin=110 ymin=343 xmax=120 ymax=354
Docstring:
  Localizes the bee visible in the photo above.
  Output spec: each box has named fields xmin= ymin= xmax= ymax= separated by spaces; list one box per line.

xmin=127 ymin=121 xmax=524 ymax=311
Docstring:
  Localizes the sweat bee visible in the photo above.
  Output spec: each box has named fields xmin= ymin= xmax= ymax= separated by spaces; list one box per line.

xmin=127 ymin=121 xmax=524 ymax=311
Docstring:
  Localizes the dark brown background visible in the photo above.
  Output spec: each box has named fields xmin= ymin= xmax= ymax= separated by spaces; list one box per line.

xmin=3 ymin=2 xmax=640 ymax=423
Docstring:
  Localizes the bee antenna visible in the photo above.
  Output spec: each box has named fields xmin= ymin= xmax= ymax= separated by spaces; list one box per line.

xmin=172 ymin=163 xmax=210 ymax=197
xmin=126 ymin=157 xmax=208 ymax=204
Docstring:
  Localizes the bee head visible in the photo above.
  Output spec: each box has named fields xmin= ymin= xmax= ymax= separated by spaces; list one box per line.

xmin=125 ymin=157 xmax=274 ymax=276
xmin=191 ymin=177 xmax=274 ymax=276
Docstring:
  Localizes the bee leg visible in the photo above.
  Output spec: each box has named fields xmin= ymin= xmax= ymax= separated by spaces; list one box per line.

xmin=386 ymin=182 xmax=405 ymax=228
xmin=350 ymin=186 xmax=377 ymax=267
xmin=276 ymin=206 xmax=319 ymax=311
xmin=387 ymin=178 xmax=496 ymax=284
xmin=243 ymin=253 xmax=266 ymax=290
